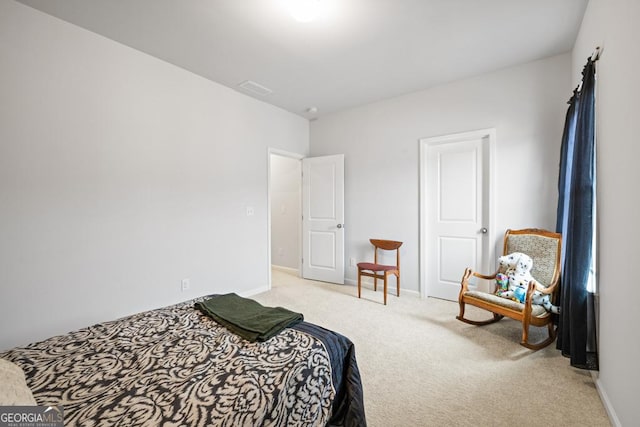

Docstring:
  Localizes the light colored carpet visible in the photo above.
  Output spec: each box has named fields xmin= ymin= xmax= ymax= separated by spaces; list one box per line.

xmin=253 ymin=269 xmax=610 ymax=427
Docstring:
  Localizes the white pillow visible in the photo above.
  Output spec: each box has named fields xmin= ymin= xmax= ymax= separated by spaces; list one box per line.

xmin=0 ymin=358 xmax=37 ymax=405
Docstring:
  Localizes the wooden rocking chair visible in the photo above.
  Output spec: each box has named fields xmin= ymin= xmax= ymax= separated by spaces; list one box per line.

xmin=457 ymin=228 xmax=562 ymax=350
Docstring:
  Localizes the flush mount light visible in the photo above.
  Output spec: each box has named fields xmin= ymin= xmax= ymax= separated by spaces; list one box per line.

xmin=284 ymin=0 xmax=321 ymax=23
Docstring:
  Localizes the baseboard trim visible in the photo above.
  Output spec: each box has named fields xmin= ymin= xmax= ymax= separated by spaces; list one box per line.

xmin=271 ymin=265 xmax=300 ymax=275
xmin=238 ymin=285 xmax=270 ymax=298
xmin=344 ymin=278 xmax=420 ymax=297
xmin=592 ymin=372 xmax=621 ymax=427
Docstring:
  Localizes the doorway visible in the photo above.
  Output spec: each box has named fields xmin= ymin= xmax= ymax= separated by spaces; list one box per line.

xmin=419 ymin=129 xmax=495 ymax=301
xmin=268 ymin=150 xmax=346 ymax=289
xmin=268 ymin=150 xmax=303 ymax=288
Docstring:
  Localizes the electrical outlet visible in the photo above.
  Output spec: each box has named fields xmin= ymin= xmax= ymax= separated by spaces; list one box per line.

xmin=246 ymin=206 xmax=255 ymax=216
xmin=181 ymin=278 xmax=190 ymax=292
xmin=350 ymin=257 xmax=356 ymax=267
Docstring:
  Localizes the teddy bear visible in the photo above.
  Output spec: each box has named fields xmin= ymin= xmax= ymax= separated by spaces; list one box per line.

xmin=496 ymin=252 xmax=560 ymax=314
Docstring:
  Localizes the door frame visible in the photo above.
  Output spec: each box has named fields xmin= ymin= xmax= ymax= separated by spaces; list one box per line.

xmin=267 ymin=148 xmax=304 ymax=290
xmin=419 ymin=129 xmax=496 ymax=299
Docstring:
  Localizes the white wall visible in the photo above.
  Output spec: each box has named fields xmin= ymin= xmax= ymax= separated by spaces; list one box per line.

xmin=310 ymin=54 xmax=570 ymax=292
xmin=0 ymin=1 xmax=308 ymax=351
xmin=572 ymin=1 xmax=640 ymax=425
xmin=269 ymin=154 xmax=301 ymax=270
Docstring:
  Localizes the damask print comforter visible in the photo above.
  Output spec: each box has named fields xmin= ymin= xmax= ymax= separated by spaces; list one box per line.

xmin=0 ymin=298 xmax=366 ymax=426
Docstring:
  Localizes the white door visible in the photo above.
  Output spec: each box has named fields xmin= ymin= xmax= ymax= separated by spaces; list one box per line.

xmin=420 ymin=129 xmax=494 ymax=301
xmin=302 ymin=154 xmax=345 ymax=284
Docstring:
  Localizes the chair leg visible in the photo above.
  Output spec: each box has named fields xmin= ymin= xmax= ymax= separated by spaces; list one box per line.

xmin=520 ymin=322 xmax=557 ymax=350
xmin=357 ymin=270 xmax=362 ymax=299
xmin=458 ymin=300 xmax=466 ymax=320
xmin=521 ymin=316 xmax=531 ymax=347
xmin=520 ymin=309 xmax=532 ymax=348
xmin=383 ymin=274 xmax=388 ymax=305
xmin=547 ymin=321 xmax=556 ymax=339
xmin=374 ymin=276 xmax=377 ymax=292
xmin=396 ymin=272 xmax=400 ymax=297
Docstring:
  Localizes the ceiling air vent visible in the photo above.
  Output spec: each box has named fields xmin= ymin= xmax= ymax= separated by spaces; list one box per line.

xmin=238 ymin=80 xmax=273 ymax=96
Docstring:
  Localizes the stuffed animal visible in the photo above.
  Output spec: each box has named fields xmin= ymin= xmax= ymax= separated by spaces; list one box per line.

xmin=496 ymin=252 xmax=560 ymax=314
xmin=497 ymin=252 xmax=527 ymax=274
xmin=495 ymin=253 xmax=524 ymax=295
xmin=531 ymin=291 xmax=560 ymax=314
xmin=513 ymin=286 xmax=527 ymax=303
xmin=495 ymin=273 xmax=509 ymax=294
xmin=496 ymin=252 xmax=534 ymax=292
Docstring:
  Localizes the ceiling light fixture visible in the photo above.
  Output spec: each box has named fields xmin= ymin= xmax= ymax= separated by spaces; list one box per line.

xmin=285 ymin=0 xmax=322 ymax=23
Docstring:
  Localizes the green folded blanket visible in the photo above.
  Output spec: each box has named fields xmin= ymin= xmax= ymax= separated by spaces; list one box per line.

xmin=195 ymin=293 xmax=303 ymax=342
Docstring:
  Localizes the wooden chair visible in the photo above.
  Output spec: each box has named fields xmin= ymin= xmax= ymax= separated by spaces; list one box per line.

xmin=457 ymin=228 xmax=562 ymax=350
xmin=357 ymin=239 xmax=403 ymax=305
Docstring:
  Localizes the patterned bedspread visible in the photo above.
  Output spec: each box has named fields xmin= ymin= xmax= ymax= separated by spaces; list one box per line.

xmin=0 ymin=298 xmax=366 ymax=426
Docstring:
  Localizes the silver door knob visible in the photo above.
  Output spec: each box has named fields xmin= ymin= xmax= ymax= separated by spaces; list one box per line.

xmin=337 ymin=224 xmax=343 ymax=229
xmin=481 ymin=227 xmax=488 ymax=234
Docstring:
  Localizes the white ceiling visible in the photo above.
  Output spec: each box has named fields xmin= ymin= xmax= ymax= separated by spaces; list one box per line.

xmin=17 ymin=0 xmax=588 ymax=119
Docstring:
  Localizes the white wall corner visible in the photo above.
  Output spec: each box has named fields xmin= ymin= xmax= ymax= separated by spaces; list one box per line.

xmin=238 ymin=285 xmax=271 ymax=298
xmin=592 ymin=373 xmax=622 ymax=427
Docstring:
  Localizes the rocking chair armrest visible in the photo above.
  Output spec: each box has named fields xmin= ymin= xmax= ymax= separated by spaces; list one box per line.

xmin=460 ymin=268 xmax=473 ymax=294
xmin=526 ymin=281 xmax=537 ymax=300
xmin=532 ymin=278 xmax=559 ymax=295
xmin=523 ymin=281 xmax=538 ymax=315
xmin=472 ymin=271 xmax=499 ymax=280
xmin=460 ymin=269 xmax=499 ymax=294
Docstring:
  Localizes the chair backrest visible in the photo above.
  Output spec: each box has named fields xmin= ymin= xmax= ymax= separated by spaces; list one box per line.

xmin=370 ymin=239 xmax=403 ymax=267
xmin=503 ymin=229 xmax=562 ymax=288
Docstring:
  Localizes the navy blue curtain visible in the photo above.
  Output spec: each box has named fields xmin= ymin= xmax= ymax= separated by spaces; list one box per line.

xmin=555 ymin=58 xmax=598 ymax=370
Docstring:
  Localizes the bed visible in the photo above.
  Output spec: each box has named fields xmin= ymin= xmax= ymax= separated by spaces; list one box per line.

xmin=0 ymin=296 xmax=366 ymax=426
